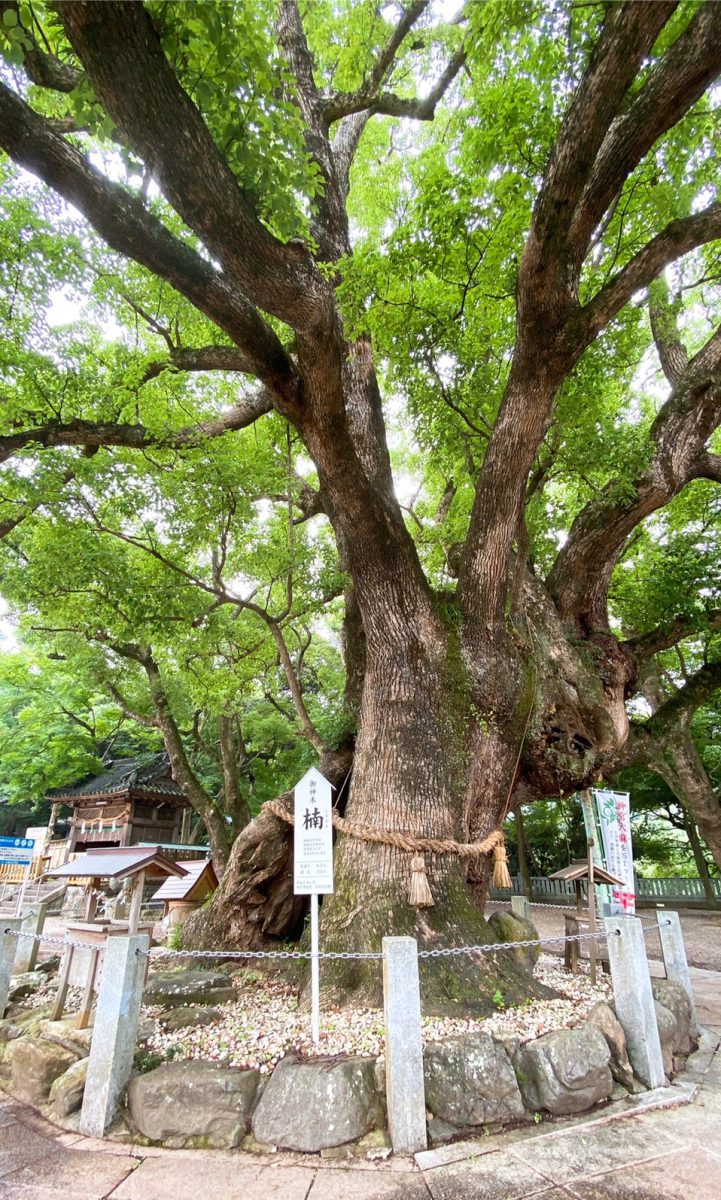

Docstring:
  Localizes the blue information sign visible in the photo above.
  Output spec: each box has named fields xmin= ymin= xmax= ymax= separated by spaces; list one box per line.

xmin=0 ymin=835 xmax=35 ymax=867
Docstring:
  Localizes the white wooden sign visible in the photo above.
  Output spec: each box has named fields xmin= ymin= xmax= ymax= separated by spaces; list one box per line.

xmin=293 ymin=766 xmax=333 ymax=1046
xmin=293 ymin=767 xmax=334 ymax=896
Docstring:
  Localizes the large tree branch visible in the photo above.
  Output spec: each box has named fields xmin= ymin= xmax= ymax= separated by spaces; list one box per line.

xmin=142 ymin=654 xmax=233 ymax=871
xmin=457 ymin=5 xmax=676 ymax=631
xmin=0 ymin=1 xmax=82 ymax=92
xmin=324 ymin=47 xmax=466 ymax=124
xmin=648 ymin=278 xmax=689 ymax=386
xmin=547 ymin=323 xmax=721 ymax=630
xmin=58 ymin=1 xmax=323 ymax=330
xmin=0 ymin=388 xmax=274 ymax=464
xmin=526 ymin=2 xmax=675 ymax=289
xmin=141 ymin=344 xmax=259 ymax=384
xmin=570 ymin=3 xmax=721 ymax=259
xmin=276 ymin=1 xmax=348 ymax=260
xmin=331 ymin=1 xmax=431 ymax=189
xmin=219 ymin=714 xmax=252 ymax=833
xmin=618 ymin=659 xmax=721 ymax=770
xmin=624 ymin=611 xmax=721 ymax=661
xmin=580 ymin=202 xmax=721 ymax=342
xmin=698 ymin=451 xmax=721 ymax=483
xmin=0 ymin=81 xmax=296 ymax=394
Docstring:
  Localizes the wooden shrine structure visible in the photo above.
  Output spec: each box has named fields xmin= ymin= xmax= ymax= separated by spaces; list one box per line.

xmin=43 ymin=755 xmax=192 ymax=869
xmin=153 ymin=858 xmax=218 ymax=926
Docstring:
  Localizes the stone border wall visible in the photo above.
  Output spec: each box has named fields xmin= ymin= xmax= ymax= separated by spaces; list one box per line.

xmin=0 ymin=975 xmax=696 ymax=1155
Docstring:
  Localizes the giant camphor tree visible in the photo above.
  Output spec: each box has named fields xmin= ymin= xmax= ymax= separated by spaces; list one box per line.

xmin=1 ymin=0 xmax=721 ymax=1005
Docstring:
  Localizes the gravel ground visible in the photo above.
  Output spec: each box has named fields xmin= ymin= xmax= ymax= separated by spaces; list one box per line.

xmin=487 ymin=901 xmax=721 ymax=972
xmin=137 ymin=955 xmax=612 ymax=1072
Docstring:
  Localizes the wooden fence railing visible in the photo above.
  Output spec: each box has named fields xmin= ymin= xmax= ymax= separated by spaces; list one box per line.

xmin=489 ymin=874 xmax=721 ymax=904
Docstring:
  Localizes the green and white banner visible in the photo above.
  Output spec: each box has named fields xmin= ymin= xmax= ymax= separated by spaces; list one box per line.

xmin=586 ymin=789 xmax=635 ymax=916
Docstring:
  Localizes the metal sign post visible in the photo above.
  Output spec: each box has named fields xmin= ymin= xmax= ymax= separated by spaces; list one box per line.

xmin=0 ymin=837 xmax=35 ymax=916
xmin=293 ymin=767 xmax=334 ymax=1046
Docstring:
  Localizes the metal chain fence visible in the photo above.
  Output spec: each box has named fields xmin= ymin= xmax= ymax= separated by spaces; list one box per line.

xmin=3 ymin=915 xmax=671 ymax=962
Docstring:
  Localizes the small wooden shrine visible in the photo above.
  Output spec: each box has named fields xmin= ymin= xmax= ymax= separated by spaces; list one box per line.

xmin=46 ymin=845 xmax=187 ymax=1028
xmin=153 ymin=858 xmax=218 ymax=926
xmin=45 ymin=755 xmax=191 ymax=861
xmin=550 ymin=849 xmax=624 ymax=983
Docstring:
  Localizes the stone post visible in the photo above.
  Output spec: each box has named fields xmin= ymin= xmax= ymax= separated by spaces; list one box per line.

xmin=14 ymin=903 xmax=44 ymax=974
xmin=382 ymin=936 xmax=427 ymax=1154
xmin=0 ymin=919 xmax=21 ymax=1017
xmin=79 ymin=933 xmax=149 ymax=1137
xmin=657 ymin=909 xmax=697 ymax=1027
xmin=511 ymin=895 xmax=530 ymax=921
xmin=604 ymin=916 xmax=665 ymax=1089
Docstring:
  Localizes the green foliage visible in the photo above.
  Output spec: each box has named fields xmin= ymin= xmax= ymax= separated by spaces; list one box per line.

xmin=0 ymin=0 xmax=719 ymax=869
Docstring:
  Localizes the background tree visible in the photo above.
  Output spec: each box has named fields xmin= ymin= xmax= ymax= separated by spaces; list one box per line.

xmin=0 ymin=1 xmax=721 ymax=1005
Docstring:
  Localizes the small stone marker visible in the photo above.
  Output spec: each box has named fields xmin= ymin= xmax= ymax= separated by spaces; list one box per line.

xmin=657 ymin=909 xmax=697 ymax=1026
xmin=511 ymin=895 xmax=530 ymax=920
xmin=604 ymin=915 xmax=664 ymax=1089
xmin=14 ymin=904 xmax=43 ymax=974
xmin=382 ymin=936 xmax=427 ymax=1154
xmin=0 ymin=918 xmax=21 ymax=1017
xmin=79 ymin=933 xmax=149 ymax=1137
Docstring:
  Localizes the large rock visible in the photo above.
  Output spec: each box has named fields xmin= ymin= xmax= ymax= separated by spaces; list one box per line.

xmin=252 ymin=1057 xmax=382 ymax=1151
xmin=5 ymin=1037 xmax=79 ymax=1104
xmin=513 ymin=1026 xmax=613 ymax=1116
xmin=128 ymin=1061 xmax=259 ymax=1148
xmin=143 ymin=970 xmax=235 ymax=1008
xmin=49 ymin=1057 xmax=89 ymax=1118
xmin=654 ymin=1002 xmax=676 ymax=1076
xmin=161 ymin=1006 xmax=223 ymax=1032
xmin=651 ymin=979 xmax=693 ymax=1054
xmin=8 ymin=971 xmax=47 ymax=1001
xmin=37 ymin=1018 xmax=93 ymax=1058
xmin=585 ymin=1002 xmax=634 ymax=1089
xmin=487 ymin=911 xmax=540 ymax=972
xmin=0 ymin=1020 xmax=23 ymax=1045
xmin=424 ymin=1034 xmax=525 ymax=1127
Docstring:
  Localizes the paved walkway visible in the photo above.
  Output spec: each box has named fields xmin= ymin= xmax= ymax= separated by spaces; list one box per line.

xmin=1 ymin=966 xmax=720 ymax=1200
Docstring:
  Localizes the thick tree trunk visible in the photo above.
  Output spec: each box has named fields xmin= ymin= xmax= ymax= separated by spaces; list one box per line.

xmin=650 ymin=730 xmax=721 ymax=874
xmin=515 ymin=805 xmax=535 ymax=902
xmin=182 ymin=743 xmax=354 ymax=951
xmin=684 ymin=815 xmax=718 ymax=909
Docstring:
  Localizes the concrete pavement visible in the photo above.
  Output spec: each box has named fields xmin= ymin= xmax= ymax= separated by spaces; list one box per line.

xmin=1 ymin=964 xmax=719 ymax=1199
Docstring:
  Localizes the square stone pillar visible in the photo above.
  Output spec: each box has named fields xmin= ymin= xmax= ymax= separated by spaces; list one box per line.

xmin=657 ymin=909 xmax=697 ymax=1027
xmin=79 ymin=933 xmax=150 ymax=1137
xmin=383 ymin=936 xmax=427 ymax=1154
xmin=0 ymin=919 xmax=21 ymax=1017
xmin=604 ymin=916 xmax=664 ymax=1089
xmin=14 ymin=904 xmax=43 ymax=974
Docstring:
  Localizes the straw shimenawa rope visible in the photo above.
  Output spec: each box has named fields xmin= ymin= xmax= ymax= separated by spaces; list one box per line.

xmin=263 ymin=799 xmax=512 ymax=906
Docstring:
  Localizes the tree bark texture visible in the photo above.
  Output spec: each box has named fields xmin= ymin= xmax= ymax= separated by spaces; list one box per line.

xmin=2 ymin=2 xmax=721 ymax=1002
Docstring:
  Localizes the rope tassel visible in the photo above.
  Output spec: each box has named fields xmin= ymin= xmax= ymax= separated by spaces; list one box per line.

xmin=409 ymin=855 xmax=434 ymax=907
xmin=492 ymin=834 xmax=513 ymax=890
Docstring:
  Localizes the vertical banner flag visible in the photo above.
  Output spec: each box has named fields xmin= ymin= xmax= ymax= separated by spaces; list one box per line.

xmin=579 ymin=792 xmax=612 ymax=913
xmin=592 ymin=788 xmax=635 ymax=915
